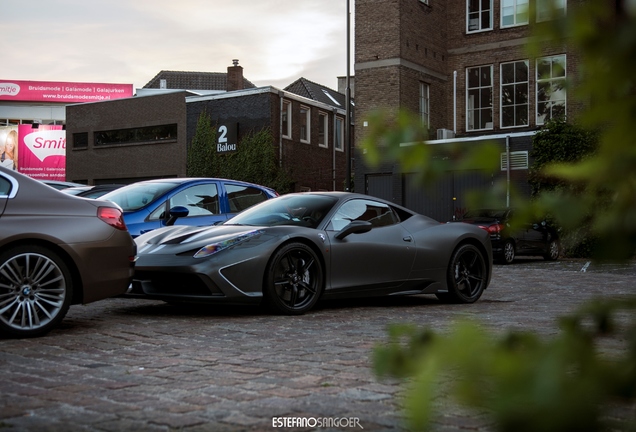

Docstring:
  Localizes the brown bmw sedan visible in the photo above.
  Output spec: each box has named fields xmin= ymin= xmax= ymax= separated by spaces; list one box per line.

xmin=0 ymin=166 xmax=136 ymax=338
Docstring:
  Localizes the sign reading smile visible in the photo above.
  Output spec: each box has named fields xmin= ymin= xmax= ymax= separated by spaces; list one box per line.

xmin=23 ymin=129 xmax=66 ymax=161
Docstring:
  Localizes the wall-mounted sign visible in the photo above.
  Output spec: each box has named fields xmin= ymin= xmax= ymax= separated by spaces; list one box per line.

xmin=217 ymin=123 xmax=237 ymax=153
xmin=0 ymin=79 xmax=133 ymax=103
xmin=0 ymin=125 xmax=67 ymax=180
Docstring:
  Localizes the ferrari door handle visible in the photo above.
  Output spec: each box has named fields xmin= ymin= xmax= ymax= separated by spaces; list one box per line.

xmin=403 ymin=236 xmax=413 ymax=242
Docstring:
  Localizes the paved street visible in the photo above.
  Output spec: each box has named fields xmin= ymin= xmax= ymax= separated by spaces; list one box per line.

xmin=1 ymin=258 xmax=635 ymax=432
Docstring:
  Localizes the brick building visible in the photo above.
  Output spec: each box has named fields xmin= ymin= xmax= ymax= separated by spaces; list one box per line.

xmin=354 ymin=0 xmax=586 ymax=221
xmin=66 ymin=62 xmax=350 ymax=192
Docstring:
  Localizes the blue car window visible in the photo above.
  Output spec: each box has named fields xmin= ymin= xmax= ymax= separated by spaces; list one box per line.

xmin=169 ymin=184 xmax=219 ymax=216
xmin=225 ymin=184 xmax=268 ymax=213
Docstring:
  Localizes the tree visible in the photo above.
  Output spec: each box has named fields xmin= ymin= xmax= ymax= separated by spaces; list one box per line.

xmin=186 ymin=111 xmax=215 ymax=177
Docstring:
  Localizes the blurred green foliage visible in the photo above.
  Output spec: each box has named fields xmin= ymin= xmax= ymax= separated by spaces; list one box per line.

xmin=187 ymin=111 xmax=292 ymax=193
xmin=374 ymin=298 xmax=636 ymax=431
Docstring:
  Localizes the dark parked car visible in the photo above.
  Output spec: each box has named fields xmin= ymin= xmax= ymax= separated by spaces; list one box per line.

xmin=100 ymin=178 xmax=278 ymax=237
xmin=129 ymin=192 xmax=493 ymax=314
xmin=61 ymin=184 xmax=125 ymax=199
xmin=456 ymin=208 xmax=560 ymax=264
xmin=0 ymin=166 xmax=136 ymax=338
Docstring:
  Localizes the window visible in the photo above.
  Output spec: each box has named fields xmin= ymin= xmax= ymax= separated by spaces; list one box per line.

xmin=328 ymin=199 xmax=398 ymax=231
xmin=419 ymin=83 xmax=430 ymax=127
xmin=466 ymin=65 xmax=493 ymax=131
xmin=300 ymin=106 xmax=310 ymax=143
xmin=537 ymin=0 xmax=566 ymax=22
xmin=318 ymin=112 xmax=328 ymax=148
xmin=500 ymin=60 xmax=529 ymax=128
xmin=335 ymin=117 xmax=344 ymax=151
xmin=501 ymin=0 xmax=528 ymax=27
xmin=282 ymin=100 xmax=291 ymax=139
xmin=225 ymin=183 xmax=269 ymax=213
xmin=94 ymin=124 xmax=177 ymax=146
xmin=536 ymin=55 xmax=566 ymax=125
xmin=73 ymin=132 xmax=88 ymax=149
xmin=467 ymin=0 xmax=492 ymax=32
xmin=170 ymin=184 xmax=219 ymax=216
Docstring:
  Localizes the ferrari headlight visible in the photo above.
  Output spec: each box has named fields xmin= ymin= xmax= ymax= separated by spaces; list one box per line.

xmin=193 ymin=230 xmax=263 ymax=258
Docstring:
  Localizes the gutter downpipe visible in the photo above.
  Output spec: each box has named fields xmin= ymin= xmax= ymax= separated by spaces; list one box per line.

xmin=279 ymin=91 xmax=283 ymax=167
xmin=333 ymin=109 xmax=337 ymax=190
xmin=453 ymin=71 xmax=457 ymax=133
xmin=345 ymin=0 xmax=352 ymax=191
xmin=506 ymin=135 xmax=511 ymax=208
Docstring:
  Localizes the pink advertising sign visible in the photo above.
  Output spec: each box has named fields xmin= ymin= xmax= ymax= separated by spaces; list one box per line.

xmin=0 ymin=79 xmax=133 ymax=103
xmin=15 ymin=125 xmax=66 ymax=181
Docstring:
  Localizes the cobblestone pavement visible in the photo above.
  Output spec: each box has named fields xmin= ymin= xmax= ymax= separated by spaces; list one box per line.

xmin=1 ymin=258 xmax=635 ymax=432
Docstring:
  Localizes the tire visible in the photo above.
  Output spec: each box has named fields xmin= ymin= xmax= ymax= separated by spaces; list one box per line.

xmin=438 ymin=244 xmax=487 ymax=304
xmin=500 ymin=240 xmax=515 ymax=264
xmin=544 ymin=239 xmax=560 ymax=261
xmin=264 ymin=242 xmax=323 ymax=315
xmin=0 ymin=245 xmax=73 ymax=338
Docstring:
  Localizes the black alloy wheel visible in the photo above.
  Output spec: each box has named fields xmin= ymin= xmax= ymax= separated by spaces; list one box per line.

xmin=0 ymin=245 xmax=73 ymax=338
xmin=501 ymin=240 xmax=515 ymax=264
xmin=438 ymin=243 xmax=487 ymax=304
xmin=264 ymin=242 xmax=323 ymax=315
xmin=544 ymin=239 xmax=560 ymax=261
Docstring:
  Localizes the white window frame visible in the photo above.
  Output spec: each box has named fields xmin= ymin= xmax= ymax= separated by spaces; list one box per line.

xmin=282 ymin=100 xmax=292 ymax=139
xmin=466 ymin=0 xmax=493 ymax=33
xmin=500 ymin=60 xmax=529 ymax=129
xmin=335 ymin=117 xmax=344 ymax=152
xmin=466 ymin=65 xmax=493 ymax=131
xmin=318 ymin=112 xmax=328 ymax=148
xmin=536 ymin=54 xmax=567 ymax=125
xmin=300 ymin=105 xmax=310 ymax=144
xmin=419 ymin=82 xmax=430 ymax=128
xmin=501 ymin=0 xmax=529 ymax=28
xmin=537 ymin=0 xmax=566 ymax=22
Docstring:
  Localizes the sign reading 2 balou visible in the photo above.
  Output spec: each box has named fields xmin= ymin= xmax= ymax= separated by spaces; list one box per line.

xmin=217 ymin=123 xmax=237 ymax=153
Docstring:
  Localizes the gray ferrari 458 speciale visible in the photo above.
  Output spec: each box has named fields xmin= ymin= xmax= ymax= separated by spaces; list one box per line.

xmin=129 ymin=192 xmax=493 ymax=314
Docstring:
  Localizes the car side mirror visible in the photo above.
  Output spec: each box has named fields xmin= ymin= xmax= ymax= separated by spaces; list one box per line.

xmin=335 ymin=220 xmax=372 ymax=240
xmin=166 ymin=206 xmax=189 ymax=226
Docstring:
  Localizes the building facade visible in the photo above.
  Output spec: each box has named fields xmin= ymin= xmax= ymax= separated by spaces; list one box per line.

xmin=354 ymin=0 xmax=588 ymax=221
xmin=66 ymin=77 xmax=350 ymax=192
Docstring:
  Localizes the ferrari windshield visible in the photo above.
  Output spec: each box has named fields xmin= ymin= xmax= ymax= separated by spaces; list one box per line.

xmin=225 ymin=194 xmax=338 ymax=228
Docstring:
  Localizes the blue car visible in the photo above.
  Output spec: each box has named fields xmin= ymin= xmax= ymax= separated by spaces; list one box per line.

xmin=100 ymin=178 xmax=278 ymax=237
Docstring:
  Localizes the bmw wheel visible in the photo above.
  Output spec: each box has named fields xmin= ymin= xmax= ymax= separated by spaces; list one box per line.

xmin=264 ymin=243 xmax=323 ymax=315
xmin=501 ymin=240 xmax=515 ymax=264
xmin=0 ymin=245 xmax=73 ymax=338
xmin=438 ymin=244 xmax=487 ymax=304
xmin=544 ymin=239 xmax=560 ymax=261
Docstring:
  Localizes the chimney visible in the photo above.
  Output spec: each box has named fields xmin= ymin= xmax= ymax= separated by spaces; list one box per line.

xmin=227 ymin=59 xmax=243 ymax=91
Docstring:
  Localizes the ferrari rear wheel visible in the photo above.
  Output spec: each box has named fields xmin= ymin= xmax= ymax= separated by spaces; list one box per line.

xmin=264 ymin=242 xmax=323 ymax=315
xmin=439 ymin=243 xmax=487 ymax=304
xmin=0 ymin=245 xmax=73 ymax=338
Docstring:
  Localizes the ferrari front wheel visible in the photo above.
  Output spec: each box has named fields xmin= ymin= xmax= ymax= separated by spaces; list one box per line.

xmin=438 ymin=244 xmax=487 ymax=304
xmin=264 ymin=242 xmax=323 ymax=315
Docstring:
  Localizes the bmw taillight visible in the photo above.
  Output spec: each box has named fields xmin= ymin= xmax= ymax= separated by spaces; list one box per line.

xmin=98 ymin=207 xmax=127 ymax=231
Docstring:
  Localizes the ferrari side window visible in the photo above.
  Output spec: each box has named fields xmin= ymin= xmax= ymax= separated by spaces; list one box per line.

xmin=170 ymin=184 xmax=219 ymax=216
xmin=329 ymin=199 xmax=398 ymax=231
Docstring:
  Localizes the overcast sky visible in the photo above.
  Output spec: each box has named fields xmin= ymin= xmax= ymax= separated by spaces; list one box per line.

xmin=3 ymin=0 xmax=353 ymax=92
